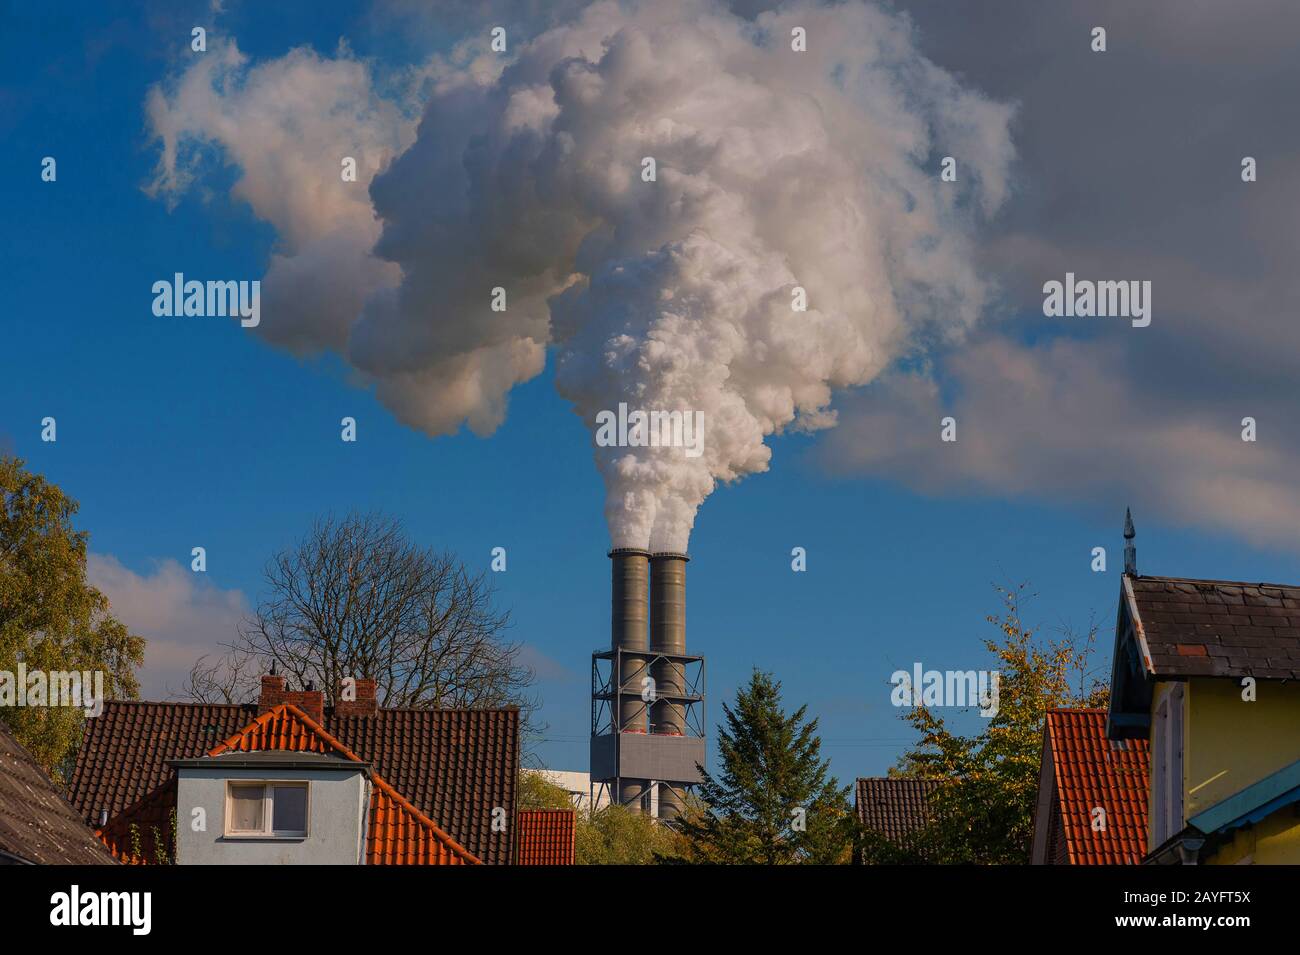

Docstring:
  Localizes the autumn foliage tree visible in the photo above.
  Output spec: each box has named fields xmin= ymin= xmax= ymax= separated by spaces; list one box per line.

xmin=877 ymin=584 xmax=1108 ymax=864
xmin=0 ymin=457 xmax=144 ymax=780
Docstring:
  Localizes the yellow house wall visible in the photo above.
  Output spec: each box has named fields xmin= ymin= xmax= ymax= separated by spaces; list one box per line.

xmin=1184 ymin=678 xmax=1300 ymax=818
xmin=1205 ymin=806 xmax=1300 ymax=865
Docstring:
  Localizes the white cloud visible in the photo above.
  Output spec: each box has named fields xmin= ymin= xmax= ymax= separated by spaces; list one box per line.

xmin=87 ymin=554 xmax=250 ymax=699
xmin=821 ymin=336 xmax=1300 ymax=550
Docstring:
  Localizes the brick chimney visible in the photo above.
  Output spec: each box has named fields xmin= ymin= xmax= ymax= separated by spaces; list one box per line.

xmin=335 ymin=677 xmax=379 ymax=718
xmin=259 ymin=674 xmax=286 ymax=711
xmin=258 ymin=673 xmax=324 ymax=724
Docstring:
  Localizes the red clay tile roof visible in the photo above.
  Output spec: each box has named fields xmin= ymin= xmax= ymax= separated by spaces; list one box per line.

xmin=0 ymin=721 xmax=117 ymax=864
xmin=96 ymin=777 xmax=177 ymax=864
xmin=69 ymin=699 xmax=518 ymax=864
xmin=1127 ymin=575 xmax=1300 ymax=679
xmin=1042 ymin=708 xmax=1149 ymax=865
xmin=516 ymin=808 xmax=575 ymax=865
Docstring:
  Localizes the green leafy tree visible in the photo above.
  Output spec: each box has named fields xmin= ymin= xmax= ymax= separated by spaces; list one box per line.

xmin=0 ymin=457 xmax=144 ymax=781
xmin=516 ymin=770 xmax=577 ymax=811
xmin=575 ymin=803 xmax=681 ymax=865
xmin=677 ymin=669 xmax=854 ymax=864
xmin=879 ymin=584 xmax=1108 ymax=864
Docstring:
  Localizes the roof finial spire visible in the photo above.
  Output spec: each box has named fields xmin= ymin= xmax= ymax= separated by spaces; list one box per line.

xmin=1123 ymin=507 xmax=1137 ymax=576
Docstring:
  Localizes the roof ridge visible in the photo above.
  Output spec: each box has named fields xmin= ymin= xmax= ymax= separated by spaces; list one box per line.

xmin=348 ymin=705 xmax=521 ymax=715
xmin=1130 ymin=573 xmax=1300 ymax=589
xmin=98 ymin=699 xmax=251 ymax=708
xmin=96 ymin=699 xmax=519 ymax=717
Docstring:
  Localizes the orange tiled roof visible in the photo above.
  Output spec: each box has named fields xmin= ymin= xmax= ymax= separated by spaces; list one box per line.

xmin=516 ymin=808 xmax=575 ymax=865
xmin=1043 ymin=708 xmax=1149 ymax=864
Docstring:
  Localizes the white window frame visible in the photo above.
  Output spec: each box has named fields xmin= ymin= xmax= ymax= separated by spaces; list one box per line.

xmin=224 ymin=780 xmax=310 ymax=839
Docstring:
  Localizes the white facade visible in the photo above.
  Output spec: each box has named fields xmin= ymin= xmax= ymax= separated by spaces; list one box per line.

xmin=175 ymin=757 xmax=369 ymax=865
xmin=526 ymin=768 xmax=668 ymax=815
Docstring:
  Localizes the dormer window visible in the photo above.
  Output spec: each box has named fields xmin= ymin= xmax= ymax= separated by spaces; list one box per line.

xmin=225 ymin=782 xmax=309 ymax=838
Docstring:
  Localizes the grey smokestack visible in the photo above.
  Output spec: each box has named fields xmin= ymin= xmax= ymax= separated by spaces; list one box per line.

xmin=610 ymin=547 xmax=650 ymax=807
xmin=650 ymin=551 xmax=689 ymax=819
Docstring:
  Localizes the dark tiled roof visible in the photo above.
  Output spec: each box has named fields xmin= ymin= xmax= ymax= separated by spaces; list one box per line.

xmin=516 ymin=808 xmax=575 ymax=865
xmin=68 ymin=700 xmax=519 ymax=864
xmin=0 ymin=721 xmax=116 ymax=864
xmin=854 ymin=777 xmax=940 ymax=843
xmin=1128 ymin=575 xmax=1300 ymax=679
xmin=329 ymin=709 xmax=518 ymax=865
xmin=1042 ymin=709 xmax=1149 ymax=865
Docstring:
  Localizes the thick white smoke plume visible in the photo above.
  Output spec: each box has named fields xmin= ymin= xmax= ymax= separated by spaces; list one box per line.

xmin=147 ymin=0 xmax=1014 ymax=551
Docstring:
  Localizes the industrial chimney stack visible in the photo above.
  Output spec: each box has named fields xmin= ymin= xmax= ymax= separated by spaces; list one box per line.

xmin=593 ymin=549 xmax=705 ymax=820
xmin=608 ymin=547 xmax=650 ymax=807
xmin=650 ymin=552 xmax=689 ymax=818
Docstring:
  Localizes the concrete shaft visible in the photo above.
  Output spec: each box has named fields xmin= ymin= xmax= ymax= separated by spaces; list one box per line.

xmin=610 ymin=549 xmax=650 ymax=805
xmin=610 ymin=548 xmax=649 ymax=734
xmin=618 ymin=779 xmax=649 ymax=809
xmin=650 ymin=552 xmax=688 ymax=739
xmin=658 ymin=783 xmax=686 ymax=820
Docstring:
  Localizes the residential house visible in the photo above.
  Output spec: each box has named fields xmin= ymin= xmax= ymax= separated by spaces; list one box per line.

xmin=516 ymin=808 xmax=576 ymax=865
xmin=1029 ymin=708 xmax=1149 ymax=864
xmin=66 ymin=674 xmax=520 ymax=865
xmin=854 ymin=777 xmax=940 ymax=863
xmin=0 ymin=720 xmax=117 ymax=865
xmin=1104 ymin=517 xmax=1300 ymax=863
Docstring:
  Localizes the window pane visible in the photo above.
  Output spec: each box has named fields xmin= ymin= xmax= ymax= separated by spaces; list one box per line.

xmin=230 ymin=785 xmax=265 ymax=832
xmin=272 ymin=785 xmax=307 ymax=833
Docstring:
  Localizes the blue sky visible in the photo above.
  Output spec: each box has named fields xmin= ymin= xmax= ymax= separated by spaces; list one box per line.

xmin=5 ymin=0 xmax=1300 ymax=783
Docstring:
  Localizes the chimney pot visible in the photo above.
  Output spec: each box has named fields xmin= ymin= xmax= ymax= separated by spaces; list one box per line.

xmin=258 ymin=674 xmax=287 ymax=713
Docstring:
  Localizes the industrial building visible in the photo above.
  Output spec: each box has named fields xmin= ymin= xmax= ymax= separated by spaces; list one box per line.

xmin=591 ymin=548 xmax=706 ymax=819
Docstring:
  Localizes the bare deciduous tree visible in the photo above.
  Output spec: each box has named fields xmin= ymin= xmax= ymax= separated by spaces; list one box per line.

xmin=181 ymin=513 xmax=538 ymax=729
xmin=174 ymin=649 xmax=258 ymax=704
